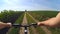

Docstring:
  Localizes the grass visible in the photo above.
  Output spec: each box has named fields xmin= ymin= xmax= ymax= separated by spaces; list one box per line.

xmin=26 ymin=12 xmax=45 ymax=34
xmin=6 ymin=11 xmax=60 ymax=34
xmin=27 ymin=11 xmax=60 ymax=34
xmin=7 ymin=13 xmax=24 ymax=34
xmin=26 ymin=12 xmax=35 ymax=34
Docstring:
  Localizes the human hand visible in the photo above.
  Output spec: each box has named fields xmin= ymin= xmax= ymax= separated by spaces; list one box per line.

xmin=37 ymin=17 xmax=60 ymax=27
xmin=0 ymin=22 xmax=12 ymax=29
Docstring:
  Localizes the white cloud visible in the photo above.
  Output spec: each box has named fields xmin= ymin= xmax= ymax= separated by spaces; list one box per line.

xmin=0 ymin=0 xmax=59 ymax=11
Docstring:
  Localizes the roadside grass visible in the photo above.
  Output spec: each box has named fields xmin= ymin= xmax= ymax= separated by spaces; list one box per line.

xmin=28 ymin=11 xmax=60 ymax=34
xmin=7 ymin=13 xmax=24 ymax=34
xmin=26 ymin=13 xmax=35 ymax=34
xmin=26 ymin=12 xmax=45 ymax=34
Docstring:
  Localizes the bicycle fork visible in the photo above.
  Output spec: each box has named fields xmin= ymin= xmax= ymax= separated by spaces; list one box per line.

xmin=24 ymin=27 xmax=28 ymax=34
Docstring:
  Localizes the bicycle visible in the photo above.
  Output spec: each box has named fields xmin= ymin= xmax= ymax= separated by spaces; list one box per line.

xmin=12 ymin=23 xmax=38 ymax=34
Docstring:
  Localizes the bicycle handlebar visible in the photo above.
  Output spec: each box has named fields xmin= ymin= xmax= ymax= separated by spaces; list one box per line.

xmin=12 ymin=23 xmax=37 ymax=27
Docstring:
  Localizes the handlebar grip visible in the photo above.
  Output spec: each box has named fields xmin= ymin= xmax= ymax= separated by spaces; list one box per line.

xmin=31 ymin=23 xmax=37 ymax=25
xmin=12 ymin=24 xmax=20 ymax=26
xmin=31 ymin=23 xmax=37 ymax=28
xmin=12 ymin=24 xmax=21 ymax=27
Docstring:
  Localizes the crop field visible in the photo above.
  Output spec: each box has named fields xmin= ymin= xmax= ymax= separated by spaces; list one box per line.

xmin=26 ymin=12 xmax=45 ymax=34
xmin=0 ymin=10 xmax=24 ymax=34
xmin=27 ymin=11 xmax=60 ymax=34
xmin=0 ymin=10 xmax=60 ymax=34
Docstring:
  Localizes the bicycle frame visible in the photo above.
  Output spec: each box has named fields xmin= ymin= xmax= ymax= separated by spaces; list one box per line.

xmin=12 ymin=23 xmax=37 ymax=34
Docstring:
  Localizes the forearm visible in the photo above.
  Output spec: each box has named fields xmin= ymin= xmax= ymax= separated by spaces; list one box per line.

xmin=56 ymin=12 xmax=60 ymax=21
xmin=0 ymin=22 xmax=11 ymax=29
xmin=38 ymin=12 xmax=60 ymax=27
xmin=38 ymin=17 xmax=60 ymax=27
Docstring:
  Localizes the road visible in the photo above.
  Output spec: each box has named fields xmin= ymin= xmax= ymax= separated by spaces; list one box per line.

xmin=19 ymin=12 xmax=30 ymax=34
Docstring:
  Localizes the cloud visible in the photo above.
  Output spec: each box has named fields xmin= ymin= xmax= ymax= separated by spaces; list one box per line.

xmin=0 ymin=0 xmax=60 ymax=11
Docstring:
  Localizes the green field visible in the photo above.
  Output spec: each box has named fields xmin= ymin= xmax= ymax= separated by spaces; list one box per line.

xmin=26 ymin=12 xmax=45 ymax=34
xmin=0 ymin=10 xmax=24 ymax=34
xmin=0 ymin=10 xmax=60 ymax=34
xmin=7 ymin=13 xmax=24 ymax=34
xmin=27 ymin=11 xmax=60 ymax=34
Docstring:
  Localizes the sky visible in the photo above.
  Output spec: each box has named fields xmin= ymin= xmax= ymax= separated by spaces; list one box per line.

xmin=0 ymin=0 xmax=60 ymax=11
